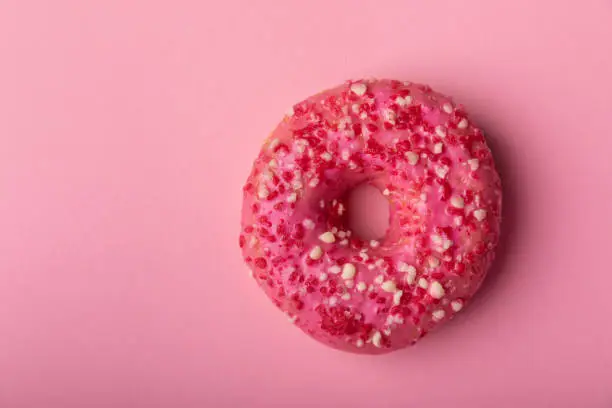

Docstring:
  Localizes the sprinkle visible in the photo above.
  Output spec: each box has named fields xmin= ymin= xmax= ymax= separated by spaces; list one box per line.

xmin=319 ymin=231 xmax=335 ymax=244
xmin=341 ymin=149 xmax=350 ymax=160
xmin=451 ymin=300 xmax=464 ymax=312
xmin=432 ymin=309 xmax=446 ymax=321
xmin=442 ymin=103 xmax=453 ymax=113
xmin=268 ymin=138 xmax=280 ymax=151
xmin=393 ymin=290 xmax=403 ymax=305
xmin=286 ymin=193 xmax=297 ymax=203
xmin=395 ymin=96 xmax=407 ymax=107
xmin=435 ymin=126 xmax=447 ymax=138
xmin=457 ymin=118 xmax=469 ymax=129
xmin=328 ymin=265 xmax=341 ymax=274
xmin=288 ymin=314 xmax=297 ymax=324
xmin=450 ymin=196 xmax=465 ymax=208
xmin=268 ymin=159 xmax=278 ymax=167
xmin=248 ymin=236 xmax=258 ymax=248
xmin=473 ymin=209 xmax=487 ymax=221
xmin=435 ymin=165 xmax=449 ymax=179
xmin=356 ymin=282 xmax=367 ymax=292
xmin=303 ymin=219 xmax=315 ymax=229
xmin=418 ymin=278 xmax=429 ymax=289
xmin=468 ymin=158 xmax=480 ymax=171
xmin=342 ymin=263 xmax=357 ymax=280
xmin=341 ymin=293 xmax=351 ymax=301
xmin=339 ymin=239 xmax=349 ymax=246
xmin=319 ymin=272 xmax=328 ymax=281
xmin=350 ymin=83 xmax=367 ymax=96
xmin=329 ymin=296 xmax=338 ymax=306
xmin=309 ymin=178 xmax=320 ymax=188
xmin=337 ymin=203 xmax=345 ymax=215
xmin=429 ymin=281 xmax=445 ymax=299
xmin=370 ymin=240 xmax=380 ymax=248
xmin=374 ymin=275 xmax=384 ymax=284
xmin=381 ymin=280 xmax=397 ymax=292
xmin=405 ymin=151 xmax=419 ymax=165
xmin=404 ymin=95 xmax=413 ymax=104
xmin=428 ymin=257 xmax=440 ymax=268
xmin=420 ymin=193 xmax=428 ymax=202
xmin=382 ymin=188 xmax=390 ymax=196
xmin=286 ymin=107 xmax=295 ymax=117
xmin=320 ymin=152 xmax=333 ymax=161
xmin=309 ymin=246 xmax=323 ymax=260
xmin=356 ymin=339 xmax=365 ymax=348
xmin=257 ymin=185 xmax=270 ymax=199
xmin=371 ymin=331 xmax=382 ymax=348
xmin=433 ymin=143 xmax=443 ymax=154
xmin=345 ymin=280 xmax=354 ymax=288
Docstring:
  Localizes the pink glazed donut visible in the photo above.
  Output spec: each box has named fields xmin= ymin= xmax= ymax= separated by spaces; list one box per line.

xmin=240 ymin=79 xmax=502 ymax=354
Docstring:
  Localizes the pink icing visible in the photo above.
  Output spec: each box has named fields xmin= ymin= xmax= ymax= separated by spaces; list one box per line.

xmin=240 ymin=79 xmax=502 ymax=354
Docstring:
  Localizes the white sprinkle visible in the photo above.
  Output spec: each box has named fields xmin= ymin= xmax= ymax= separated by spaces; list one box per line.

xmin=309 ymin=178 xmax=320 ymax=188
xmin=319 ymin=272 xmax=328 ymax=281
xmin=296 ymin=140 xmax=307 ymax=154
xmin=431 ymin=234 xmax=443 ymax=246
xmin=395 ymin=96 xmax=407 ymax=107
xmin=328 ymin=265 xmax=341 ymax=274
xmin=435 ymin=126 xmax=447 ymax=138
xmin=433 ymin=143 xmax=443 ymax=154
xmin=319 ymin=231 xmax=336 ymax=244
xmin=288 ymin=314 xmax=297 ymax=324
xmin=350 ymin=83 xmax=367 ymax=96
xmin=420 ymin=193 xmax=428 ymax=202
xmin=309 ymin=246 xmax=323 ymax=260
xmin=339 ymin=239 xmax=349 ymax=246
xmin=337 ymin=203 xmax=345 ymax=215
xmin=337 ymin=230 xmax=346 ymax=238
xmin=331 ymin=227 xmax=338 ymax=233
xmin=356 ymin=339 xmax=365 ymax=348
xmin=382 ymin=188 xmax=390 ymax=196
xmin=359 ymin=112 xmax=368 ymax=120
xmin=257 ymin=185 xmax=270 ymax=199
xmin=394 ymin=315 xmax=405 ymax=324
xmin=383 ymin=328 xmax=392 ymax=336
xmin=342 ymin=263 xmax=356 ymax=280
xmin=418 ymin=278 xmax=429 ymax=289
xmin=371 ymin=331 xmax=382 ymax=348
xmin=405 ymin=151 xmax=419 ymax=165
xmin=374 ymin=275 xmax=384 ymax=284
xmin=457 ymin=118 xmax=469 ymax=129
xmin=345 ymin=279 xmax=354 ymax=288
xmin=348 ymin=161 xmax=357 ymax=169
xmin=356 ymin=282 xmax=367 ymax=292
xmin=248 ymin=236 xmax=258 ymax=248
xmin=341 ymin=149 xmax=350 ymax=160
xmin=428 ymin=257 xmax=440 ymax=268
xmin=393 ymin=290 xmax=403 ymax=305
xmin=467 ymin=158 xmax=480 ymax=171
xmin=320 ymin=152 xmax=333 ymax=161
xmin=435 ymin=165 xmax=449 ymax=179
xmin=451 ymin=300 xmax=464 ymax=312
xmin=286 ymin=192 xmax=297 ymax=203
xmin=442 ymin=103 xmax=453 ymax=114
xmin=473 ymin=209 xmax=487 ymax=221
xmin=454 ymin=216 xmax=463 ymax=226
xmin=367 ymin=264 xmax=376 ymax=270
xmin=286 ymin=106 xmax=295 ymax=117
xmin=381 ymin=280 xmax=397 ymax=293
xmin=351 ymin=103 xmax=360 ymax=114
xmin=404 ymin=95 xmax=413 ymax=104
xmin=341 ymin=293 xmax=351 ymax=301
xmin=370 ymin=240 xmax=380 ymax=248
xmin=268 ymin=159 xmax=278 ymax=167
xmin=302 ymin=219 xmax=315 ymax=229
xmin=451 ymin=196 xmax=465 ymax=208
xmin=268 ymin=138 xmax=280 ymax=151
xmin=429 ymin=281 xmax=445 ymax=299
xmin=432 ymin=309 xmax=446 ymax=321
xmin=329 ymin=296 xmax=338 ymax=306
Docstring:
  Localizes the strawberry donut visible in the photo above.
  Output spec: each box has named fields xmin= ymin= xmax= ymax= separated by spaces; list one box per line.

xmin=240 ymin=79 xmax=502 ymax=354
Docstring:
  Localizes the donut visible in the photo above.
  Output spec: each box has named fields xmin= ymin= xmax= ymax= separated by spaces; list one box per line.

xmin=240 ymin=79 xmax=502 ymax=354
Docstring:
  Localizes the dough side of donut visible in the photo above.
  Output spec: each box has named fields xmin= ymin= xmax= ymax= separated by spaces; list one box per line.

xmin=240 ymin=79 xmax=502 ymax=354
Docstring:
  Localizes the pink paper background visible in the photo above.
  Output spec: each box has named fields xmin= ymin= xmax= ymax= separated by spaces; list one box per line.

xmin=1 ymin=1 xmax=611 ymax=407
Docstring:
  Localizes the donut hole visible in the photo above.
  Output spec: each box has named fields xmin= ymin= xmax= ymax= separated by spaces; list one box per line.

xmin=346 ymin=184 xmax=390 ymax=241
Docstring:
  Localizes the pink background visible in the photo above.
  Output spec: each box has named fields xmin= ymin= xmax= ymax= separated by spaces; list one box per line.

xmin=1 ymin=1 xmax=611 ymax=407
